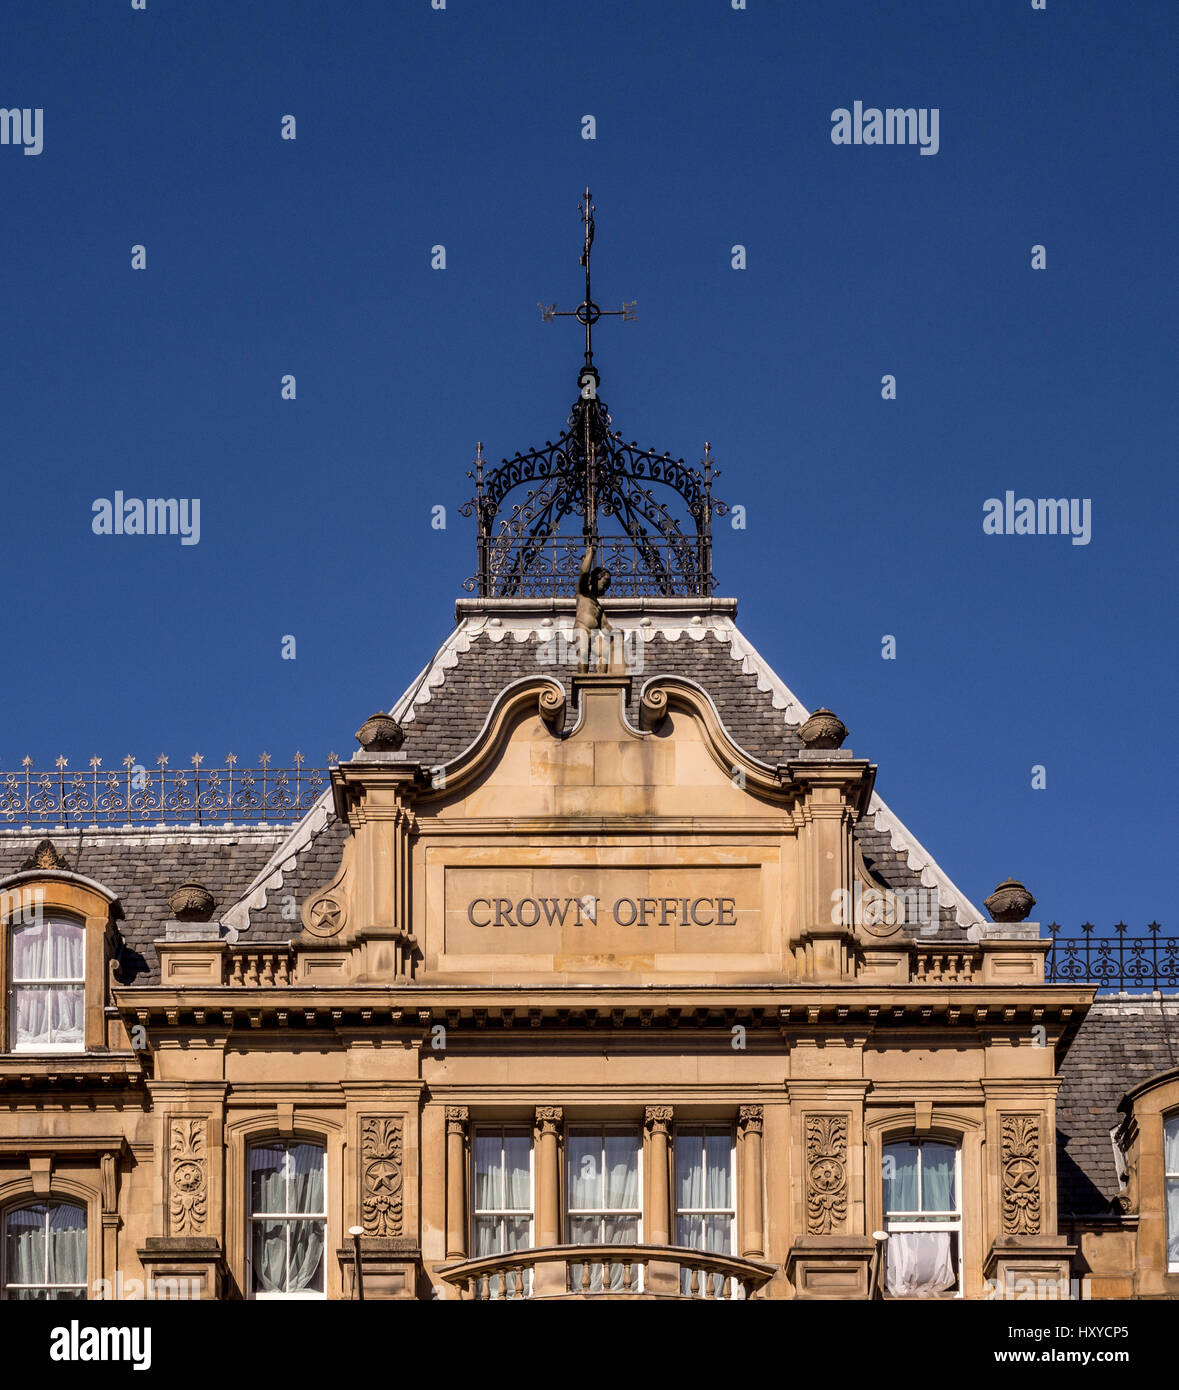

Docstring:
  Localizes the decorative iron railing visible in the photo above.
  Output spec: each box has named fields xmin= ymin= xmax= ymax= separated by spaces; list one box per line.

xmin=1045 ymin=923 xmax=1177 ymax=990
xmin=0 ymin=755 xmax=336 ymax=827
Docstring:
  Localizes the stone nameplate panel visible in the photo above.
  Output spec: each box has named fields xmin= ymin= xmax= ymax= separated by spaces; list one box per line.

xmin=442 ymin=861 xmax=765 ymax=959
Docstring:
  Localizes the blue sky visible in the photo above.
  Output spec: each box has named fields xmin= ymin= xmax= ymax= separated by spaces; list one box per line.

xmin=2 ymin=0 xmax=1175 ymax=932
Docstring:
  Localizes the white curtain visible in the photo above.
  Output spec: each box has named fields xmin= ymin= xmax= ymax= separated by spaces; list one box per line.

xmin=4 ymin=1203 xmax=85 ymax=1297
xmin=883 ymin=1142 xmax=919 ymax=1211
xmin=473 ymin=1131 xmax=530 ymax=1263
xmin=567 ymin=1133 xmax=639 ymax=1291
xmin=249 ymin=1145 xmax=324 ymax=1294
xmin=12 ymin=921 xmax=83 ymax=1047
xmin=885 ymin=1230 xmax=955 ymax=1296
xmin=1167 ymin=1116 xmax=1179 ymax=1267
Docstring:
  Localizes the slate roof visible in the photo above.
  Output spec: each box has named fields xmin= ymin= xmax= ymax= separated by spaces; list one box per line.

xmin=1056 ymin=998 xmax=1179 ymax=1216
xmin=0 ymin=826 xmax=287 ymax=985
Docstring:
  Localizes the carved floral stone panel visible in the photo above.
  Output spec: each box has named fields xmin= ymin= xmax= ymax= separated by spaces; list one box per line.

xmin=805 ymin=1114 xmax=848 ymax=1235
xmin=361 ymin=1115 xmax=404 ymax=1237
xmin=168 ymin=1118 xmax=208 ymax=1235
xmin=1000 ymin=1114 xmax=1042 ymax=1235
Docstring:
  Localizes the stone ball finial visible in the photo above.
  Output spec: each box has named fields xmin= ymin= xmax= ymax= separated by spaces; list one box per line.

xmin=798 ymin=708 xmax=849 ymax=750
xmin=984 ymin=878 xmax=1036 ymax=923
xmin=168 ymin=881 xmax=217 ymax=922
xmin=355 ymin=712 xmax=404 ymax=752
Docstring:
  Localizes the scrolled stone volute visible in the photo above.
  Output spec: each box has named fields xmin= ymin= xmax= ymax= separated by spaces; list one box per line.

xmin=538 ymin=684 xmax=566 ymax=733
xmin=168 ymin=881 xmax=217 ymax=922
xmin=798 ymin=708 xmax=848 ymax=750
xmin=355 ymin=712 xmax=405 ymax=752
xmin=639 ymin=686 xmax=669 ymax=731
xmin=984 ymin=878 xmax=1036 ymax=923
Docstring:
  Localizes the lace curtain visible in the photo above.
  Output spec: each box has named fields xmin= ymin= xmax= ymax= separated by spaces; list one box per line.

xmin=11 ymin=920 xmax=84 ymax=1047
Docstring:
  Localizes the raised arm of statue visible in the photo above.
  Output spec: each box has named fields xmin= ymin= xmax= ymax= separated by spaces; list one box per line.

xmin=578 ymin=544 xmax=595 ymax=594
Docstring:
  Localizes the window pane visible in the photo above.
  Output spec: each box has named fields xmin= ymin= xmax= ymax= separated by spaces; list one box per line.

xmin=675 ymin=1214 xmax=703 ymax=1249
xmin=5 ymin=1205 xmax=46 ymax=1286
xmin=883 ymin=1142 xmax=919 ymax=1212
xmin=46 ymin=1204 xmax=87 ymax=1285
xmin=502 ymin=1134 xmax=531 ymax=1210
xmin=288 ymin=1144 xmax=324 ymax=1215
xmin=287 ymin=1220 xmax=325 ymax=1293
xmin=704 ymin=1133 xmax=731 ymax=1208
xmin=50 ymin=921 xmax=84 ymax=980
xmin=675 ymin=1133 xmax=704 ymax=1211
xmin=251 ymin=1219 xmax=287 ymax=1293
xmin=11 ymin=921 xmax=49 ymax=980
xmin=603 ymin=1215 xmax=638 ymax=1244
xmin=473 ymin=1134 xmax=502 ymax=1211
xmin=1165 ymin=1117 xmax=1179 ymax=1175
xmin=50 ymin=989 xmax=84 ymax=1046
xmin=922 ymin=1143 xmax=957 ymax=1213
xmin=473 ymin=1215 xmax=501 ymax=1257
xmin=250 ymin=1147 xmax=288 ymax=1214
xmin=567 ymin=1133 xmax=601 ymax=1211
xmin=14 ymin=988 xmax=48 ymax=1047
xmin=568 ymin=1215 xmax=599 ymax=1246
xmin=603 ymin=1133 xmax=640 ymax=1211
xmin=503 ymin=1216 xmax=531 ymax=1252
xmin=1167 ymin=1179 xmax=1179 ymax=1266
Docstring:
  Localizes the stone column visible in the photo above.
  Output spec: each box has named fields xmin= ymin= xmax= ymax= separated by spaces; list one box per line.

xmin=738 ymin=1106 xmax=765 ymax=1258
xmin=534 ymin=1107 xmax=563 ymax=1247
xmin=644 ymin=1106 xmax=674 ymax=1245
xmin=445 ymin=1107 xmax=469 ymax=1260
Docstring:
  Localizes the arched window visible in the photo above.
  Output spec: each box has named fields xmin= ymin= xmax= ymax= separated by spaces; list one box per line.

xmin=10 ymin=916 xmax=84 ymax=1051
xmin=248 ymin=1142 xmax=326 ymax=1299
xmin=882 ymin=1139 xmax=961 ymax=1296
xmin=3 ymin=1201 xmax=87 ymax=1299
xmin=1166 ymin=1115 xmax=1179 ymax=1273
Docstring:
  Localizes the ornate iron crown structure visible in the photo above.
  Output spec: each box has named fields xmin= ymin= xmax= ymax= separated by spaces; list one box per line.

xmin=460 ymin=191 xmax=728 ymax=599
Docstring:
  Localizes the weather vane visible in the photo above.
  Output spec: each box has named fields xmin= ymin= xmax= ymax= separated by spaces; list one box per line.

xmin=538 ymin=188 xmax=636 ymax=396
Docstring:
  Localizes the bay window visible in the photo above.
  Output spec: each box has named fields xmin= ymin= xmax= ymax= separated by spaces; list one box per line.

xmin=882 ymin=1138 xmax=961 ymax=1296
xmin=248 ymin=1142 xmax=326 ymax=1299
xmin=3 ymin=1201 xmax=87 ymax=1300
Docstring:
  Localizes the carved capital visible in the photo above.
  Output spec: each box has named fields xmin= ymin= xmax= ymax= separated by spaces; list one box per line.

xmin=445 ymin=1106 xmax=470 ymax=1136
xmin=534 ymin=1106 xmax=563 ymax=1136
xmin=804 ymin=1114 xmax=848 ymax=1236
xmin=644 ymin=1105 xmax=674 ymax=1134
xmin=738 ymin=1105 xmax=764 ymax=1135
xmin=361 ymin=1115 xmax=404 ymax=1237
xmin=1000 ymin=1113 xmax=1042 ymax=1236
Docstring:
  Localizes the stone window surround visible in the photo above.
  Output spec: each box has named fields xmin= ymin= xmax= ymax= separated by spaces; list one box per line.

xmin=864 ymin=1111 xmax=984 ymax=1300
xmin=0 ymin=872 xmax=119 ymax=1054
xmin=0 ymin=1174 xmax=102 ymax=1300
xmin=1118 ymin=1071 xmax=1179 ymax=1298
xmin=223 ymin=1113 xmax=345 ymax=1302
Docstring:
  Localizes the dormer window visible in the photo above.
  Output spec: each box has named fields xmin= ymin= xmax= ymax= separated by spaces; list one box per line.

xmin=10 ymin=916 xmax=85 ymax=1051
